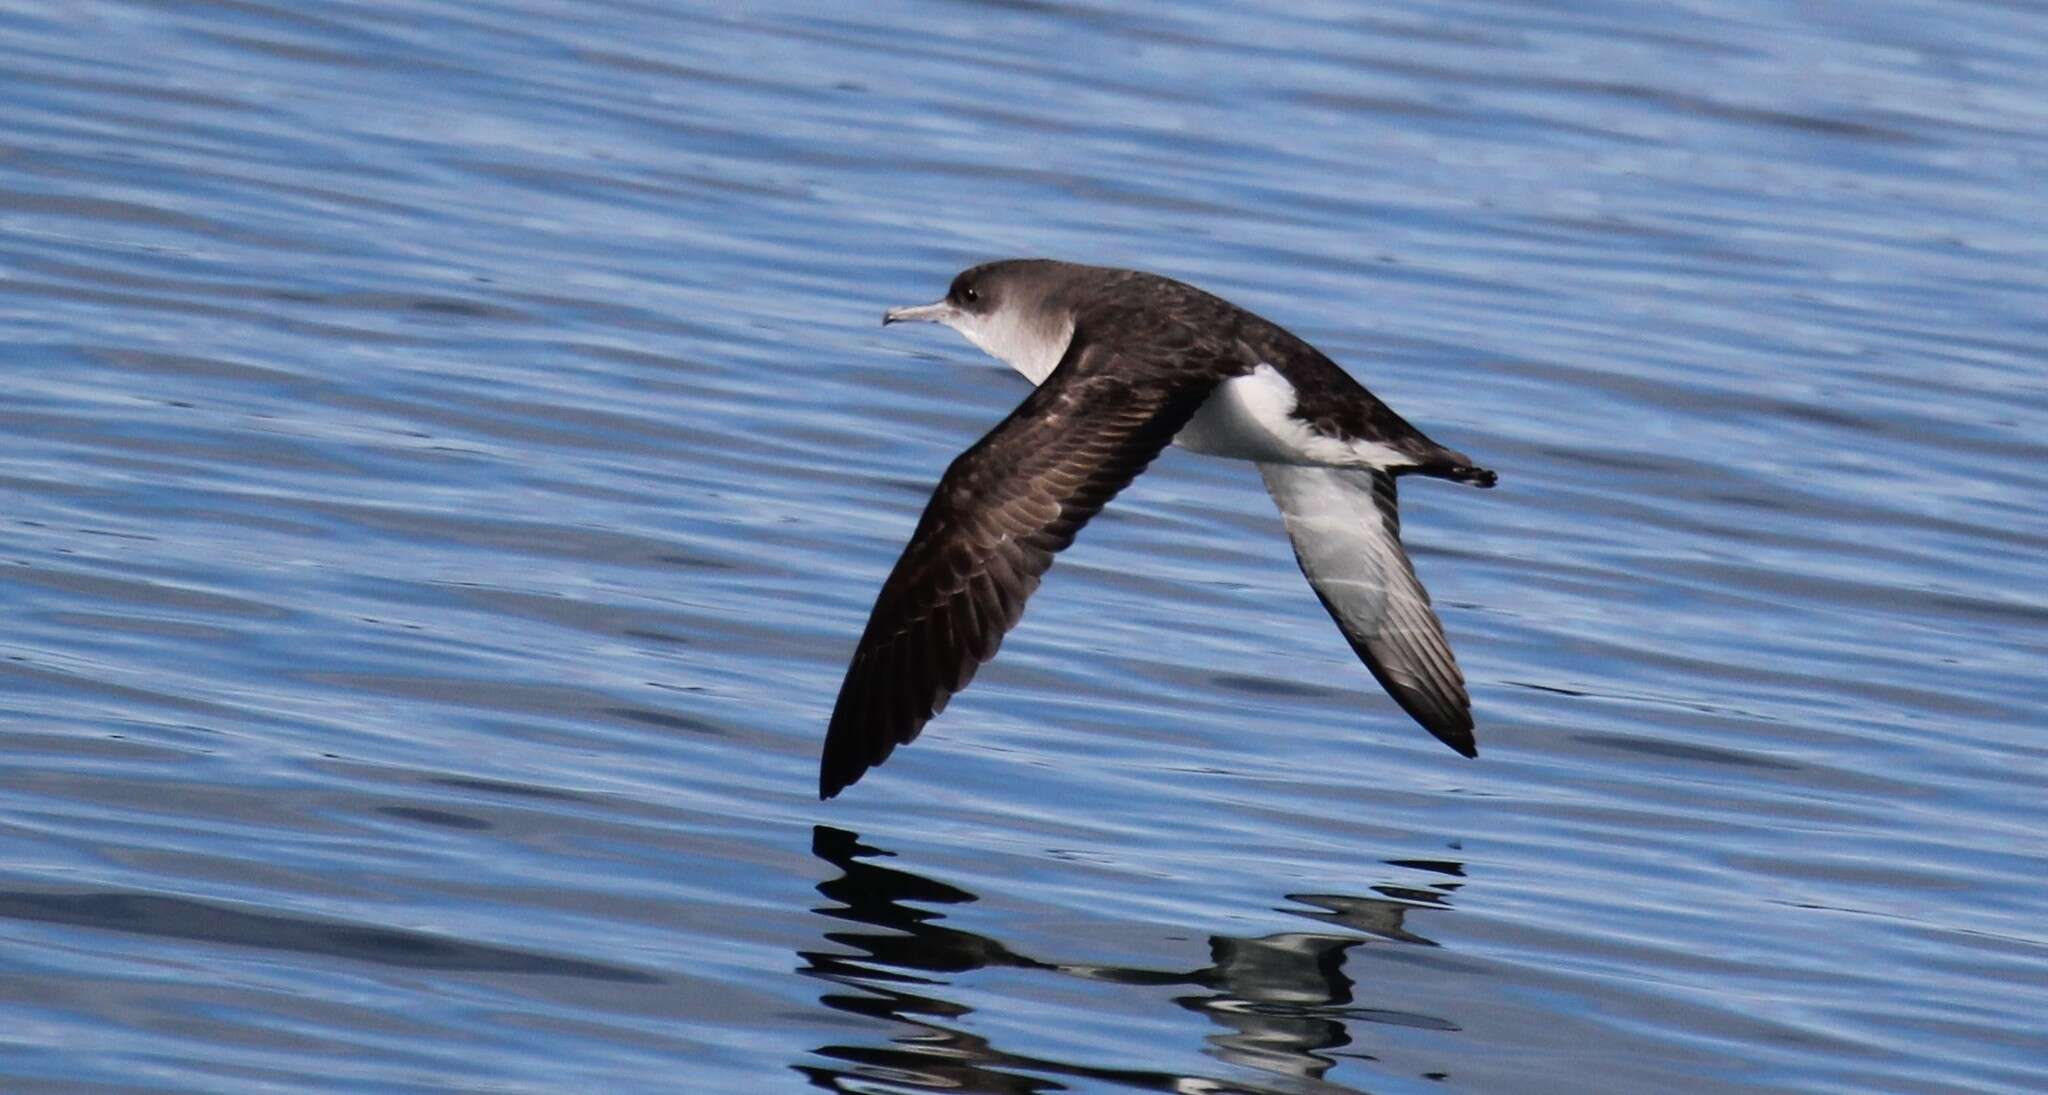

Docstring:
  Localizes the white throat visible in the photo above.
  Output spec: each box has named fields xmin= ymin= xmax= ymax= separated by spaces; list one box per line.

xmin=946 ymin=310 xmax=1074 ymax=385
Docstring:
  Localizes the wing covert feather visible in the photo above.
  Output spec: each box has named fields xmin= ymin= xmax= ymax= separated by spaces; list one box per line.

xmin=820 ymin=341 xmax=1211 ymax=798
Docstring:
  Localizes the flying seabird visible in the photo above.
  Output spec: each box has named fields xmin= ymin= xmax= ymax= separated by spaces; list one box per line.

xmin=820 ymin=260 xmax=1496 ymax=799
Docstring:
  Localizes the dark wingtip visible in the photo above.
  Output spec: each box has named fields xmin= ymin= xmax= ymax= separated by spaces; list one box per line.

xmin=1428 ymin=721 xmax=1479 ymax=758
xmin=818 ymin=732 xmax=862 ymax=800
xmin=819 ymin=765 xmax=861 ymax=800
xmin=819 ymin=745 xmax=871 ymax=800
xmin=1461 ymin=466 xmax=1498 ymax=489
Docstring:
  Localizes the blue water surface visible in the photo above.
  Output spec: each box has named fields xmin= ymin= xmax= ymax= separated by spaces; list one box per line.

xmin=1 ymin=2 xmax=2044 ymax=1092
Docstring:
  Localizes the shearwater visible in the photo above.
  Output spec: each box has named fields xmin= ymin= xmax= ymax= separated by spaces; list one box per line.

xmin=821 ymin=259 xmax=1496 ymax=800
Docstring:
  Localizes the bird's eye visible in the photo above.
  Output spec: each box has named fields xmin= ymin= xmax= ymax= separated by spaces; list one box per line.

xmin=962 ymin=286 xmax=980 ymax=303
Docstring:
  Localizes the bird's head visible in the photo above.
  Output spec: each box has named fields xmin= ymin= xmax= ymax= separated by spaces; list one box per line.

xmin=883 ymin=260 xmax=1079 ymax=384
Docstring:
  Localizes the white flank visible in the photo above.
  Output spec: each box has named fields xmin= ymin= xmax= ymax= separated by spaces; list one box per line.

xmin=1174 ymin=364 xmax=1412 ymax=470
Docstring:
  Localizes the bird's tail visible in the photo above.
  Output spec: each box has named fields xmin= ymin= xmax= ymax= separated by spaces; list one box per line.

xmin=1413 ymin=454 xmax=1498 ymax=488
xmin=1444 ymin=463 xmax=1497 ymax=488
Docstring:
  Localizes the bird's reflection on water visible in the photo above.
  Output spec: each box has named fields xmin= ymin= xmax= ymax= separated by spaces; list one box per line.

xmin=796 ymin=826 xmax=1463 ymax=1093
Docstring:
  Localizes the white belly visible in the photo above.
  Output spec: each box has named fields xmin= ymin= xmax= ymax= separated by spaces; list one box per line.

xmin=1173 ymin=364 xmax=1403 ymax=469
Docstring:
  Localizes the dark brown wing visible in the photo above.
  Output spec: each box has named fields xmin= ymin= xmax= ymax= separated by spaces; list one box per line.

xmin=1256 ymin=464 xmax=1477 ymax=757
xmin=820 ymin=341 xmax=1211 ymax=798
